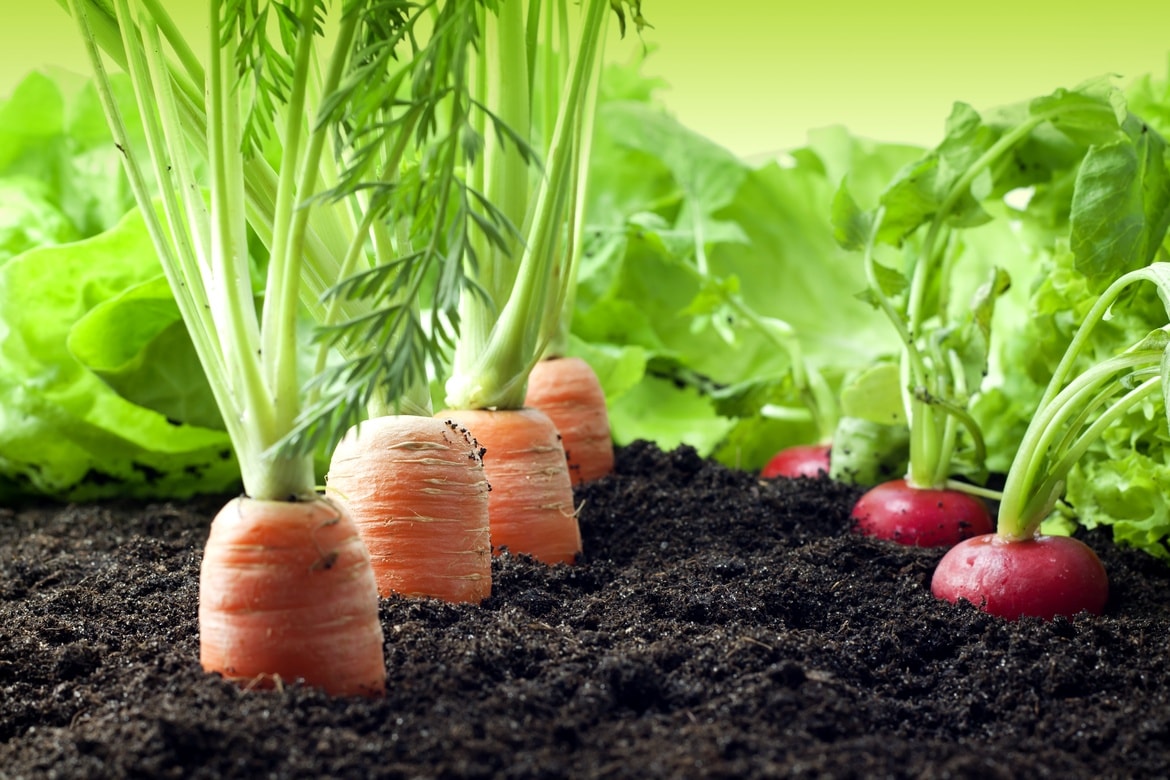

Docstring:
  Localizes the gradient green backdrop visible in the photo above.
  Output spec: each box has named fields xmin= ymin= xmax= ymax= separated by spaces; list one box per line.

xmin=2 ymin=2 xmax=1168 ymax=155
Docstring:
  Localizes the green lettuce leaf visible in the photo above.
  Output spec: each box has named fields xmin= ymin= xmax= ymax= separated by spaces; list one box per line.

xmin=1069 ymin=125 xmax=1170 ymax=288
xmin=0 ymin=207 xmax=239 ymax=502
xmin=0 ymin=180 xmax=79 ymax=264
xmin=67 ymin=275 xmax=225 ymax=431
xmin=0 ymin=70 xmax=140 ymax=240
xmin=575 ymin=57 xmax=918 ymax=468
xmin=607 ymin=375 xmax=736 ymax=455
xmin=1065 ymin=397 xmax=1170 ymax=561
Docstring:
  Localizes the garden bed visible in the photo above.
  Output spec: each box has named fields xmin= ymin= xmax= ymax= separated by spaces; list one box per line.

xmin=2 ymin=441 xmax=1169 ymax=778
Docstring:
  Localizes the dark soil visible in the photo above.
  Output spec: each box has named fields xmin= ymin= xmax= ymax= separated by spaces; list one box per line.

xmin=2 ymin=441 xmax=1169 ymax=779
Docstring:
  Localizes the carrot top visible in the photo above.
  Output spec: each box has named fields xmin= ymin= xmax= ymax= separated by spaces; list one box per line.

xmin=62 ymin=0 xmax=510 ymax=495
xmin=443 ymin=0 xmax=646 ymax=412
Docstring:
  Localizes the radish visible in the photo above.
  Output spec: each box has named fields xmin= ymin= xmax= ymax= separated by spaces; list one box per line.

xmin=830 ymin=82 xmax=1170 ymax=616
xmin=932 ymin=534 xmax=1108 ymax=620
xmin=839 ymin=251 xmax=1006 ymax=549
xmin=760 ymin=443 xmax=831 ymax=479
xmin=834 ymin=131 xmax=1019 ymax=547
xmin=829 ymin=88 xmax=1170 ymax=554
xmin=929 ymin=265 xmax=1170 ymax=620
xmin=851 ymin=478 xmax=992 ymax=547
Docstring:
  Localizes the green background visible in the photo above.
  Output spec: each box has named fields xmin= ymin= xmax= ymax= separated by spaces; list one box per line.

xmin=2 ymin=2 xmax=1168 ymax=155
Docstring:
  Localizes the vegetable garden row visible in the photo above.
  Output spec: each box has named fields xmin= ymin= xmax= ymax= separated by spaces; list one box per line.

xmin=2 ymin=0 xmax=1170 ymax=703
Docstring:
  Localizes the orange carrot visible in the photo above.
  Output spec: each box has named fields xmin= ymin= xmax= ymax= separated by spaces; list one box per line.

xmin=199 ymin=497 xmax=386 ymax=698
xmin=524 ymin=356 xmax=614 ymax=485
xmin=326 ymin=416 xmax=492 ymax=604
xmin=438 ymin=407 xmax=581 ymax=564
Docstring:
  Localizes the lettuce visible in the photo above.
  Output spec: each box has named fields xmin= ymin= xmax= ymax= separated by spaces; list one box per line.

xmin=0 ymin=181 xmax=79 ymax=264
xmin=574 ymin=57 xmax=918 ymax=468
xmin=0 ymin=70 xmax=245 ymax=502
xmin=67 ymin=274 xmax=225 ymax=432
xmin=0 ymin=70 xmax=141 ymax=251
xmin=1068 ymin=406 xmax=1170 ymax=561
xmin=0 ymin=203 xmax=240 ymax=503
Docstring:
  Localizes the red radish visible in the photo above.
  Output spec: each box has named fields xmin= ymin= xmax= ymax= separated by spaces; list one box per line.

xmin=932 ymin=534 xmax=1108 ymax=620
xmin=851 ymin=479 xmax=993 ymax=547
xmin=924 ymin=267 xmax=1170 ymax=621
xmin=760 ymin=444 xmax=831 ymax=479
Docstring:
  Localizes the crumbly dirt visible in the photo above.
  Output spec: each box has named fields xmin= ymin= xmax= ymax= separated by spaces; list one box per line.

xmin=2 ymin=441 xmax=1169 ymax=779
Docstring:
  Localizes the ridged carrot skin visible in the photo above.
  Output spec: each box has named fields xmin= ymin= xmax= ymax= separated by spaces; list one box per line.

xmin=438 ymin=407 xmax=582 ymax=564
xmin=199 ymin=497 xmax=386 ymax=698
xmin=327 ymin=416 xmax=492 ymax=604
xmin=524 ymin=357 xmax=614 ymax=485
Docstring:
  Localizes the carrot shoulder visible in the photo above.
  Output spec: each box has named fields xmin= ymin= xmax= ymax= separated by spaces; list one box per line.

xmin=199 ymin=497 xmax=386 ymax=698
xmin=438 ymin=407 xmax=581 ymax=565
xmin=524 ymin=356 xmax=614 ymax=485
xmin=327 ymin=416 xmax=492 ymax=604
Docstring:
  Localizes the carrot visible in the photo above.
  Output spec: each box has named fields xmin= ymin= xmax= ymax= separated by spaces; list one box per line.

xmin=326 ymin=416 xmax=492 ymax=604
xmin=524 ymin=356 xmax=614 ymax=485
xmin=438 ymin=408 xmax=581 ymax=565
xmin=199 ymin=496 xmax=386 ymax=698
